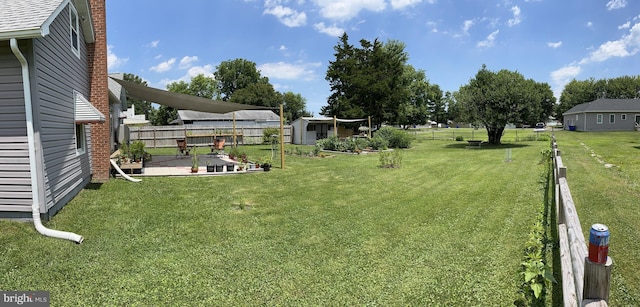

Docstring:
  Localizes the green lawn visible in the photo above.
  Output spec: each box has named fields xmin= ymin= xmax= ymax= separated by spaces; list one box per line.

xmin=553 ymin=131 xmax=640 ymax=306
xmin=2 ymin=130 xmax=554 ymax=305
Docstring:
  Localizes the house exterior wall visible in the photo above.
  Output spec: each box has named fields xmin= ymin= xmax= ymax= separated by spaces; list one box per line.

xmin=30 ymin=4 xmax=92 ymax=216
xmin=0 ymin=40 xmax=32 ymax=214
xmin=189 ymin=120 xmax=280 ymax=128
xmin=566 ymin=112 xmax=638 ymax=131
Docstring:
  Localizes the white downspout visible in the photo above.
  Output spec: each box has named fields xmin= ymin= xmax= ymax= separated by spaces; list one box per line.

xmin=10 ymin=38 xmax=84 ymax=244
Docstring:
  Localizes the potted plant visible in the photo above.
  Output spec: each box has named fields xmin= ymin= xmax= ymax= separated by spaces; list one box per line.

xmin=228 ymin=146 xmax=241 ymax=160
xmin=190 ymin=146 xmax=199 ymax=173
xmin=206 ymin=161 xmax=214 ymax=172
xmin=130 ymin=140 xmax=145 ymax=162
xmin=261 ymin=155 xmax=272 ymax=172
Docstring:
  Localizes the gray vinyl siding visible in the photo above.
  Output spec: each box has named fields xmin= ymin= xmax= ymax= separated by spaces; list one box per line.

xmin=571 ymin=113 xmax=638 ymax=131
xmin=0 ymin=40 xmax=32 ymax=211
xmin=31 ymin=4 xmax=91 ymax=213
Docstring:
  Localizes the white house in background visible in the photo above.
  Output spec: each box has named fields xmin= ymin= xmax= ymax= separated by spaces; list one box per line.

xmin=122 ymin=107 xmax=149 ymax=125
xmin=172 ymin=110 xmax=280 ymax=127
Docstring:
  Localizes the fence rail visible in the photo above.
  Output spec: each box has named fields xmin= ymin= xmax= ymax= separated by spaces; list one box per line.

xmin=552 ymin=136 xmax=612 ymax=307
xmin=129 ymin=125 xmax=292 ymax=148
xmin=418 ymin=128 xmax=547 ymax=142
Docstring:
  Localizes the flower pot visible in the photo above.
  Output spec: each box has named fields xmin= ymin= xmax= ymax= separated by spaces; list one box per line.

xmin=262 ymin=164 xmax=271 ymax=172
xmin=226 ymin=164 xmax=235 ymax=172
xmin=206 ymin=165 xmax=215 ymax=172
xmin=191 ymin=167 xmax=199 ymax=173
xmin=215 ymin=165 xmax=224 ymax=172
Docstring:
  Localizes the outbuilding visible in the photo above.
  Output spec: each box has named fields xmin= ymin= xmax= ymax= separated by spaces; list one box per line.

xmin=562 ymin=99 xmax=640 ymax=131
xmin=291 ymin=117 xmax=369 ymax=145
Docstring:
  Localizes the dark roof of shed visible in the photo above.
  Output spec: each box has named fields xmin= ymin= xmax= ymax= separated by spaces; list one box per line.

xmin=563 ymin=99 xmax=640 ymax=115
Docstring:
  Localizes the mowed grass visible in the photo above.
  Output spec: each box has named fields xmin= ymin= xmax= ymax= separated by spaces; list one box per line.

xmin=553 ymin=131 xmax=640 ymax=305
xmin=0 ymin=132 xmax=550 ymax=305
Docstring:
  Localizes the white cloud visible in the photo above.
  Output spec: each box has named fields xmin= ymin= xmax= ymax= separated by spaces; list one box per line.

xmin=606 ymin=0 xmax=627 ymax=10
xmin=314 ymin=0 xmax=386 ymax=21
xmin=314 ymin=22 xmax=345 ymax=37
xmin=179 ymin=56 xmax=199 ymax=69
xmin=551 ymin=65 xmax=582 ymax=97
xmin=258 ymin=61 xmax=322 ymax=81
xmin=263 ymin=5 xmax=307 ymax=27
xmin=185 ymin=65 xmax=215 ymax=79
xmin=390 ymin=0 xmax=423 ymax=10
xmin=547 ymin=41 xmax=562 ymax=48
xmin=586 ymin=21 xmax=593 ymax=28
xmin=107 ymin=45 xmax=128 ymax=71
xmin=507 ymin=6 xmax=521 ymax=27
xmin=150 ymin=58 xmax=176 ymax=73
xmin=579 ymin=22 xmax=640 ymax=64
xmin=619 ymin=21 xmax=631 ymax=30
xmin=477 ymin=30 xmax=499 ymax=48
xmin=461 ymin=19 xmax=475 ymax=35
xmin=279 ymin=45 xmax=287 ymax=51
xmin=149 ymin=40 xmax=159 ymax=48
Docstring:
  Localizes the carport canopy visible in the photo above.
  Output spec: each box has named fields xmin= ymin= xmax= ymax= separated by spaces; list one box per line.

xmin=110 ymin=77 xmax=272 ymax=113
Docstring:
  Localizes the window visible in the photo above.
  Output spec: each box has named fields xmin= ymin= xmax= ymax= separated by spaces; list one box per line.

xmin=75 ymin=124 xmax=86 ymax=155
xmin=597 ymin=114 xmax=603 ymax=124
xmin=69 ymin=4 xmax=80 ymax=57
xmin=622 ymin=114 xmax=627 ymax=120
xmin=609 ymin=114 xmax=615 ymax=124
xmin=306 ymin=124 xmax=316 ymax=131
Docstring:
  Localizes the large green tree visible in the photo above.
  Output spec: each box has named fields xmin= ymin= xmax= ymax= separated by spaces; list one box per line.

xmin=556 ymin=75 xmax=640 ymax=122
xmin=123 ymin=73 xmax=151 ymax=118
xmin=323 ymin=33 xmax=409 ymax=129
xmin=281 ymin=91 xmax=312 ymax=122
xmin=214 ymin=59 xmax=263 ymax=101
xmin=457 ymin=65 xmax=554 ymax=144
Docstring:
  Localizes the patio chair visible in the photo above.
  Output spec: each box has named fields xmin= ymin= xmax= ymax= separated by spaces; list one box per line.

xmin=176 ymin=139 xmax=190 ymax=157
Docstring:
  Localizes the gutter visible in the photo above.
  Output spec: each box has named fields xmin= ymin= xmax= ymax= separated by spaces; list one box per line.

xmin=10 ymin=38 xmax=84 ymax=244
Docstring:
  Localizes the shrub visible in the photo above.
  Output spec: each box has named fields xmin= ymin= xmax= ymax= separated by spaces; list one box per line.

xmin=455 ymin=136 xmax=464 ymax=141
xmin=375 ymin=126 xmax=413 ymax=148
xmin=369 ymin=136 xmax=388 ymax=150
xmin=263 ymin=128 xmax=279 ymax=144
xmin=379 ymin=150 xmax=402 ymax=168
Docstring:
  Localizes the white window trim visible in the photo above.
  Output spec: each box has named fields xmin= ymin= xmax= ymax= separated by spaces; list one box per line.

xmin=597 ymin=114 xmax=603 ymax=124
xmin=69 ymin=4 xmax=80 ymax=58
xmin=75 ymin=124 xmax=86 ymax=156
xmin=609 ymin=114 xmax=615 ymax=124
xmin=73 ymin=92 xmax=86 ymax=155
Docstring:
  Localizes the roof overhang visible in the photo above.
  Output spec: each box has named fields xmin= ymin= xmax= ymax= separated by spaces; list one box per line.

xmin=110 ymin=77 xmax=272 ymax=114
xmin=75 ymin=91 xmax=105 ymax=123
xmin=300 ymin=117 xmax=367 ymax=124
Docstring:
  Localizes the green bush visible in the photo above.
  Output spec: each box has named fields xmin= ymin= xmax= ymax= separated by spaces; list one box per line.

xmin=375 ymin=126 xmax=413 ymax=148
xmin=455 ymin=136 xmax=464 ymax=141
xmin=263 ymin=128 xmax=279 ymax=144
xmin=369 ymin=136 xmax=388 ymax=150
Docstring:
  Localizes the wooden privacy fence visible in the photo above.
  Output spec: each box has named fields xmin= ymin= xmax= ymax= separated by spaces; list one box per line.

xmin=129 ymin=125 xmax=292 ymax=148
xmin=552 ymin=136 xmax=612 ymax=307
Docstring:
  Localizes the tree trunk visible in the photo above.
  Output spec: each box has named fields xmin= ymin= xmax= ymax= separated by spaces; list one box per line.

xmin=486 ymin=126 xmax=504 ymax=145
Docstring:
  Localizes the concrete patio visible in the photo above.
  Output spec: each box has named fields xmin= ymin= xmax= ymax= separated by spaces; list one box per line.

xmin=116 ymin=153 xmax=263 ymax=177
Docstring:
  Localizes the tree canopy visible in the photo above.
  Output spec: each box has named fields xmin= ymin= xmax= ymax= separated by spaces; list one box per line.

xmin=214 ymin=59 xmax=265 ymax=101
xmin=323 ymin=33 xmax=413 ymax=128
xmin=456 ymin=65 xmax=555 ymax=144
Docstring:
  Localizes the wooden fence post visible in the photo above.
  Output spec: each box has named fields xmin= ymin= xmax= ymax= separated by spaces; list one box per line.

xmin=583 ymin=257 xmax=613 ymax=304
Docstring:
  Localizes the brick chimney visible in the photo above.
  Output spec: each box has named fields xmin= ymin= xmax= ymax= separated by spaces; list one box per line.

xmin=86 ymin=0 xmax=110 ymax=182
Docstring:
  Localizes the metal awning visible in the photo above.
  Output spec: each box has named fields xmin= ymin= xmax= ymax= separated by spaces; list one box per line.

xmin=75 ymin=91 xmax=105 ymax=123
xmin=110 ymin=77 xmax=272 ymax=114
xmin=300 ymin=117 xmax=367 ymax=124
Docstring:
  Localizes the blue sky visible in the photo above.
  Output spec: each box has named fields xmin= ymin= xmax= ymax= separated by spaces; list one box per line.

xmin=106 ymin=0 xmax=640 ymax=115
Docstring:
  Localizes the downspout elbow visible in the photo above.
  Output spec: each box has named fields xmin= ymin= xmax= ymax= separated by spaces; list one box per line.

xmin=10 ymin=38 xmax=84 ymax=244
